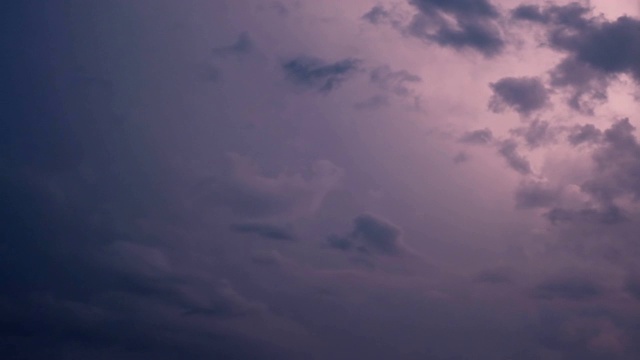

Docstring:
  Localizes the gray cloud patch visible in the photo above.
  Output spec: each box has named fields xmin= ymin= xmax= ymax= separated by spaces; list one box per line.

xmin=510 ymin=120 xmax=556 ymax=148
xmin=460 ymin=128 xmax=494 ymax=145
xmin=498 ymin=140 xmax=532 ymax=175
xmin=230 ymin=222 xmax=295 ymax=241
xmin=474 ymin=267 xmax=514 ymax=284
xmin=514 ymin=181 xmax=559 ymax=209
xmin=327 ymin=214 xmax=404 ymax=256
xmin=407 ymin=0 xmax=504 ymax=57
xmin=532 ymin=277 xmax=603 ymax=301
xmin=489 ymin=77 xmax=549 ymax=116
xmin=370 ymin=65 xmax=421 ymax=97
xmin=513 ymin=4 xmax=640 ymax=113
xmin=212 ymin=32 xmax=253 ymax=57
xmin=567 ymin=124 xmax=602 ymax=146
xmin=282 ymin=56 xmax=361 ymax=93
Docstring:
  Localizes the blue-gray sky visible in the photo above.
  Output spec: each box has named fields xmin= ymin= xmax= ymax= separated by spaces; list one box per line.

xmin=2 ymin=1 xmax=640 ymax=359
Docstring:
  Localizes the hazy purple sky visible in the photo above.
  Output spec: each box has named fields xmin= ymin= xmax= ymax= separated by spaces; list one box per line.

xmin=2 ymin=1 xmax=640 ymax=359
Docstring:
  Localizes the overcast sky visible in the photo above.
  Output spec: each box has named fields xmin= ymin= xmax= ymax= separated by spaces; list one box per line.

xmin=2 ymin=0 xmax=640 ymax=359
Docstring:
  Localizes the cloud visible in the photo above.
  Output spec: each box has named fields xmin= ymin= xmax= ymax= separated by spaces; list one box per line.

xmin=354 ymin=94 xmax=390 ymax=110
xmin=489 ymin=77 xmax=550 ymax=116
xmin=497 ymin=140 xmax=532 ymax=175
xmin=459 ymin=128 xmax=494 ymax=145
xmin=407 ymin=0 xmax=505 ymax=57
xmin=474 ymin=267 xmax=514 ymax=284
xmin=582 ymin=119 xmax=640 ymax=203
xmin=327 ymin=214 xmax=405 ymax=256
xmin=510 ymin=120 xmax=556 ymax=148
xmin=230 ymin=222 xmax=295 ymax=241
xmin=453 ymin=151 xmax=470 ymax=164
xmin=545 ymin=206 xmax=626 ymax=226
xmin=369 ymin=65 xmax=421 ymax=97
xmin=514 ymin=181 xmax=560 ymax=209
xmin=513 ymin=4 xmax=640 ymax=113
xmin=567 ymin=124 xmax=602 ymax=146
xmin=212 ymin=32 xmax=253 ymax=57
xmin=532 ymin=276 xmax=603 ymax=301
xmin=282 ymin=56 xmax=361 ymax=93
xmin=195 ymin=154 xmax=343 ymax=219
xmin=362 ymin=5 xmax=392 ymax=25
xmin=625 ymin=276 xmax=640 ymax=301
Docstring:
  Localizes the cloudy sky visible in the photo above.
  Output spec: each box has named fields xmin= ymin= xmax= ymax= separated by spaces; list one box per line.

xmin=2 ymin=0 xmax=640 ymax=359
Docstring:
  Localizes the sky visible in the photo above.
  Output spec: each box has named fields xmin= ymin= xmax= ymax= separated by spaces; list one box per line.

xmin=1 ymin=0 xmax=640 ymax=359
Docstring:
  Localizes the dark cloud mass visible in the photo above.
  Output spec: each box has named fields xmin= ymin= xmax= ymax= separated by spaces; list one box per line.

xmin=497 ymin=140 xmax=532 ymax=175
xmin=5 ymin=1 xmax=640 ymax=359
xmin=460 ymin=128 xmax=494 ymax=145
xmin=513 ymin=3 xmax=640 ymax=113
xmin=282 ymin=56 xmax=361 ymax=93
xmin=489 ymin=76 xmax=549 ymax=116
xmin=327 ymin=214 xmax=405 ymax=256
xmin=532 ymin=277 xmax=603 ymax=301
xmin=407 ymin=0 xmax=504 ymax=56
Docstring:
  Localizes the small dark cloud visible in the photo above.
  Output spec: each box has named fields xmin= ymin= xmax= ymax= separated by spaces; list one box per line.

xmin=511 ymin=3 xmax=591 ymax=29
xmin=544 ymin=206 xmax=625 ymax=226
xmin=625 ymin=276 xmax=640 ymax=301
xmin=459 ymin=128 xmax=493 ymax=145
xmin=212 ymin=32 xmax=253 ymax=57
xmin=230 ymin=222 xmax=295 ymax=241
xmin=489 ymin=77 xmax=550 ymax=116
xmin=327 ymin=214 xmax=404 ymax=256
xmin=532 ymin=277 xmax=603 ymax=301
xmin=549 ymin=57 xmax=609 ymax=115
xmin=282 ymin=56 xmax=361 ymax=93
xmin=453 ymin=151 xmax=470 ymax=164
xmin=354 ymin=94 xmax=390 ymax=110
xmin=370 ymin=65 xmax=421 ymax=97
xmin=352 ymin=214 xmax=402 ymax=255
xmin=567 ymin=124 xmax=602 ymax=146
xmin=514 ymin=181 xmax=559 ymax=209
xmin=474 ymin=267 xmax=514 ymax=284
xmin=407 ymin=0 xmax=505 ymax=57
xmin=498 ymin=140 xmax=532 ymax=175
xmin=362 ymin=5 xmax=391 ymax=25
xmin=510 ymin=120 xmax=556 ymax=148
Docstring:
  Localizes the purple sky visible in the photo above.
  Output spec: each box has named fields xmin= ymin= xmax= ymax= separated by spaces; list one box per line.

xmin=2 ymin=1 xmax=640 ymax=359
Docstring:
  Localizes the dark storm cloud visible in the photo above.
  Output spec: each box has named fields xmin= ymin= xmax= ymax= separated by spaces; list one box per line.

xmin=497 ymin=140 xmax=532 ymax=175
xmin=567 ymin=123 xmax=602 ymax=146
xmin=369 ymin=65 xmax=421 ymax=97
xmin=513 ymin=3 xmax=640 ymax=113
xmin=532 ymin=277 xmax=603 ymax=301
xmin=407 ymin=0 xmax=505 ymax=56
xmin=230 ymin=222 xmax=295 ymax=241
xmin=489 ymin=77 xmax=550 ymax=116
xmin=282 ymin=56 xmax=361 ymax=93
xmin=581 ymin=119 xmax=640 ymax=203
xmin=514 ymin=181 xmax=559 ymax=209
xmin=212 ymin=32 xmax=253 ymax=57
xmin=550 ymin=57 xmax=609 ymax=114
xmin=459 ymin=128 xmax=494 ymax=145
xmin=510 ymin=120 xmax=556 ymax=148
xmin=327 ymin=214 xmax=404 ymax=256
